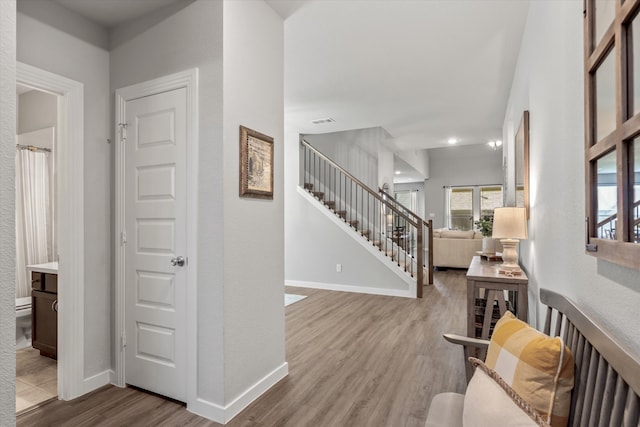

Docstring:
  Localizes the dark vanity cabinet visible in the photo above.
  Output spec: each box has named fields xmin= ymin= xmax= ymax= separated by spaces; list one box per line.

xmin=31 ymin=272 xmax=58 ymax=359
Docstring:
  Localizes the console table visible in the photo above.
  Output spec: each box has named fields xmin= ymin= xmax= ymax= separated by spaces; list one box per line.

xmin=466 ymin=256 xmax=528 ymax=341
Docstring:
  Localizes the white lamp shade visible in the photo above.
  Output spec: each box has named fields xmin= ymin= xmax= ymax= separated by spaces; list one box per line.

xmin=492 ymin=207 xmax=528 ymax=240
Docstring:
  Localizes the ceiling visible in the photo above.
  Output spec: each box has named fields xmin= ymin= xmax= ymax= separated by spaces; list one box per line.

xmin=284 ymin=1 xmax=529 ymax=151
xmin=50 ymin=0 xmax=529 ymax=154
xmin=52 ymin=0 xmax=184 ymax=28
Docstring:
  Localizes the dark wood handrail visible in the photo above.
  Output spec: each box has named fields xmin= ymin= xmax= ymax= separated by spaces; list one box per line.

xmin=379 ymin=188 xmax=433 ymax=286
xmin=301 ymin=139 xmax=419 ymax=228
xmin=596 ymin=213 xmax=617 ymax=229
xmin=597 ymin=199 xmax=640 ymax=228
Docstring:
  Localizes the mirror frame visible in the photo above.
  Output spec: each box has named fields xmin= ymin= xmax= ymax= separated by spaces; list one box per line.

xmin=515 ymin=110 xmax=530 ymax=219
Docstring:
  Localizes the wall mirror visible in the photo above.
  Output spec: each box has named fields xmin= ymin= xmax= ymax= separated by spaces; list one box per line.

xmin=515 ymin=110 xmax=530 ymax=218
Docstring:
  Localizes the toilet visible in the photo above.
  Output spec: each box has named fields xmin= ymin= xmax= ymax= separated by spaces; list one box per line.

xmin=16 ymin=296 xmax=32 ymax=348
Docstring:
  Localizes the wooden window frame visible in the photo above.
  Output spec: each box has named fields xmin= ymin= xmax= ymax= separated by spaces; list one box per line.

xmin=585 ymin=0 xmax=640 ymax=270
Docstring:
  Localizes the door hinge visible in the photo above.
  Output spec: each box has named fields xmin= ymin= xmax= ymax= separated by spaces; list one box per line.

xmin=121 ymin=331 xmax=127 ymax=349
xmin=121 ymin=231 xmax=127 ymax=246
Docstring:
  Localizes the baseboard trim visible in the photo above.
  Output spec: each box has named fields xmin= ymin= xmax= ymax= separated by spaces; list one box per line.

xmin=285 ymin=280 xmax=414 ymax=298
xmin=188 ymin=362 xmax=289 ymax=424
xmin=83 ymin=369 xmax=112 ymax=394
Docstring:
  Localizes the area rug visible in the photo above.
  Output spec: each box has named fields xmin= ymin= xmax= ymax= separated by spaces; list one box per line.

xmin=284 ymin=293 xmax=307 ymax=306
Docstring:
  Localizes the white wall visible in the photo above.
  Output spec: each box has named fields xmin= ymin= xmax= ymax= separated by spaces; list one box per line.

xmin=17 ymin=7 xmax=111 ymax=382
xmin=17 ymin=90 xmax=56 ymax=135
xmin=504 ymin=0 xmax=640 ymax=354
xmin=424 ymin=144 xmax=503 ymax=229
xmin=222 ymin=0 xmax=286 ymax=406
xmin=0 ymin=1 xmax=17 ymax=424
xmin=111 ymin=0 xmax=286 ymax=417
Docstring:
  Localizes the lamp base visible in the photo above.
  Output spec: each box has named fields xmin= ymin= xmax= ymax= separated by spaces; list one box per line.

xmin=498 ymin=238 xmax=522 ymax=276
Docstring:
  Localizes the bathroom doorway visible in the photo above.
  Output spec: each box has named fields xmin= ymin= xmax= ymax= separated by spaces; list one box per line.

xmin=17 ymin=61 xmax=87 ymax=406
xmin=15 ymin=84 xmax=59 ymax=414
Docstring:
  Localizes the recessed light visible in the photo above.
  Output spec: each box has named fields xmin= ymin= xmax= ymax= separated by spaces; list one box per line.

xmin=395 ymin=171 xmax=401 ymax=175
xmin=311 ymin=117 xmax=336 ymax=125
xmin=487 ymin=140 xmax=503 ymax=150
xmin=448 ymin=138 xmax=458 ymax=144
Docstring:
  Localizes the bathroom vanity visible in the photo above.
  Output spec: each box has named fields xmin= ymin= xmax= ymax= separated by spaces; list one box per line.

xmin=28 ymin=262 xmax=58 ymax=359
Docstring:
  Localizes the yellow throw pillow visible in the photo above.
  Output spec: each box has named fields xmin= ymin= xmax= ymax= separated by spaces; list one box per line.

xmin=485 ymin=312 xmax=574 ymax=427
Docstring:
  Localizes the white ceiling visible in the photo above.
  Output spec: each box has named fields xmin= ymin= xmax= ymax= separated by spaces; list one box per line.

xmin=52 ymin=0 xmax=183 ymax=28
xmin=51 ymin=0 xmax=529 ymax=153
xmin=284 ymin=1 xmax=529 ymax=150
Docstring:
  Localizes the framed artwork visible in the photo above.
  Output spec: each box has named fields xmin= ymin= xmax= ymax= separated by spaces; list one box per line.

xmin=239 ymin=125 xmax=274 ymax=199
xmin=515 ymin=111 xmax=530 ymax=218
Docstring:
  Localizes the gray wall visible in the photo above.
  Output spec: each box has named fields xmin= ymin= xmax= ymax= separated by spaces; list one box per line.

xmin=504 ymin=0 xmax=640 ymax=353
xmin=17 ymin=90 xmax=56 ymax=135
xmin=17 ymin=6 xmax=112 ymax=382
xmin=221 ymin=0 xmax=285 ymax=404
xmin=0 ymin=1 xmax=16 ymax=424
xmin=303 ymin=127 xmax=387 ymax=189
xmin=424 ymin=144 xmax=503 ymax=229
xmin=286 ymin=189 xmax=411 ymax=292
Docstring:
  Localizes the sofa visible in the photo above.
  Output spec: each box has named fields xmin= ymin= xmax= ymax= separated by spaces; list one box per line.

xmin=432 ymin=229 xmax=483 ymax=269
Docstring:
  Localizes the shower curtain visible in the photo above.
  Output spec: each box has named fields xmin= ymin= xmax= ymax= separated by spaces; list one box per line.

xmin=15 ymin=149 xmax=53 ymax=299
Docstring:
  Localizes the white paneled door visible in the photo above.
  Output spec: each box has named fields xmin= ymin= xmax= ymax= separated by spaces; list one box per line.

xmin=124 ymin=87 xmax=187 ymax=401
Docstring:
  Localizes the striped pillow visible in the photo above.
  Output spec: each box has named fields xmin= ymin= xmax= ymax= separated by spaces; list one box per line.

xmin=485 ymin=312 xmax=574 ymax=427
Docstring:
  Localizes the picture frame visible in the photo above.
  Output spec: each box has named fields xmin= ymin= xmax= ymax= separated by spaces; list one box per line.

xmin=239 ymin=125 xmax=274 ymax=199
xmin=514 ymin=110 xmax=530 ymax=218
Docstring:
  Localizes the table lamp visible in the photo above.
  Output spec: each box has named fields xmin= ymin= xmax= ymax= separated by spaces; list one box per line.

xmin=492 ymin=207 xmax=527 ymax=275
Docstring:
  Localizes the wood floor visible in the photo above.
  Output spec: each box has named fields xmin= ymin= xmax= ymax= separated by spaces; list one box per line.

xmin=17 ymin=269 xmax=468 ymax=427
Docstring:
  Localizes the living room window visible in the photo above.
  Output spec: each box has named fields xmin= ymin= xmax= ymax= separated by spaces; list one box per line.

xmin=445 ymin=185 xmax=503 ymax=231
xmin=448 ymin=187 xmax=474 ymax=230
xmin=480 ymin=186 xmax=503 ymax=219
xmin=584 ymin=0 xmax=640 ymax=270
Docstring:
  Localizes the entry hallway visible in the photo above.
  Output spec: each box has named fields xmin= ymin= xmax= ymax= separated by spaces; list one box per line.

xmin=17 ymin=270 xmax=467 ymax=427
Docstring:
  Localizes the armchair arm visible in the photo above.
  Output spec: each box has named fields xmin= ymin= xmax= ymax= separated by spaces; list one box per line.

xmin=443 ymin=333 xmax=490 ymax=383
xmin=443 ymin=333 xmax=489 ymax=349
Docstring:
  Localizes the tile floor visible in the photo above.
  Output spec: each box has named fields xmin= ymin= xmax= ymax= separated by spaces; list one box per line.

xmin=16 ymin=348 xmax=57 ymax=413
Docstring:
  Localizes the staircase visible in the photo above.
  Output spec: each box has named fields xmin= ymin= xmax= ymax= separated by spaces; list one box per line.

xmin=300 ymin=140 xmax=433 ymax=297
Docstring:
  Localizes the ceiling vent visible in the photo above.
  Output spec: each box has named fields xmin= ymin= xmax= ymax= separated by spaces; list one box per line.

xmin=311 ymin=117 xmax=336 ymax=125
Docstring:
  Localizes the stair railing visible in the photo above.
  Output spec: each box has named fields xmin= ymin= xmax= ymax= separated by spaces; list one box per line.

xmin=379 ymin=188 xmax=434 ymax=286
xmin=301 ymin=139 xmax=431 ymax=296
xmin=597 ymin=199 xmax=640 ymax=242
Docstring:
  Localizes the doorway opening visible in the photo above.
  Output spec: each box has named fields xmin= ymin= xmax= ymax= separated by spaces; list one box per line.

xmin=17 ymin=62 xmax=85 ymax=406
xmin=15 ymin=85 xmax=59 ymax=413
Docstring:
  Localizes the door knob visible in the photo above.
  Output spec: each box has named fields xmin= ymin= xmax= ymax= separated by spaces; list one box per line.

xmin=170 ymin=256 xmax=185 ymax=267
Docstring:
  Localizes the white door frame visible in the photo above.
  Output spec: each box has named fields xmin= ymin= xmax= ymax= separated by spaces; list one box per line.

xmin=17 ymin=62 xmax=85 ymax=400
xmin=114 ymin=69 xmax=199 ymax=405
